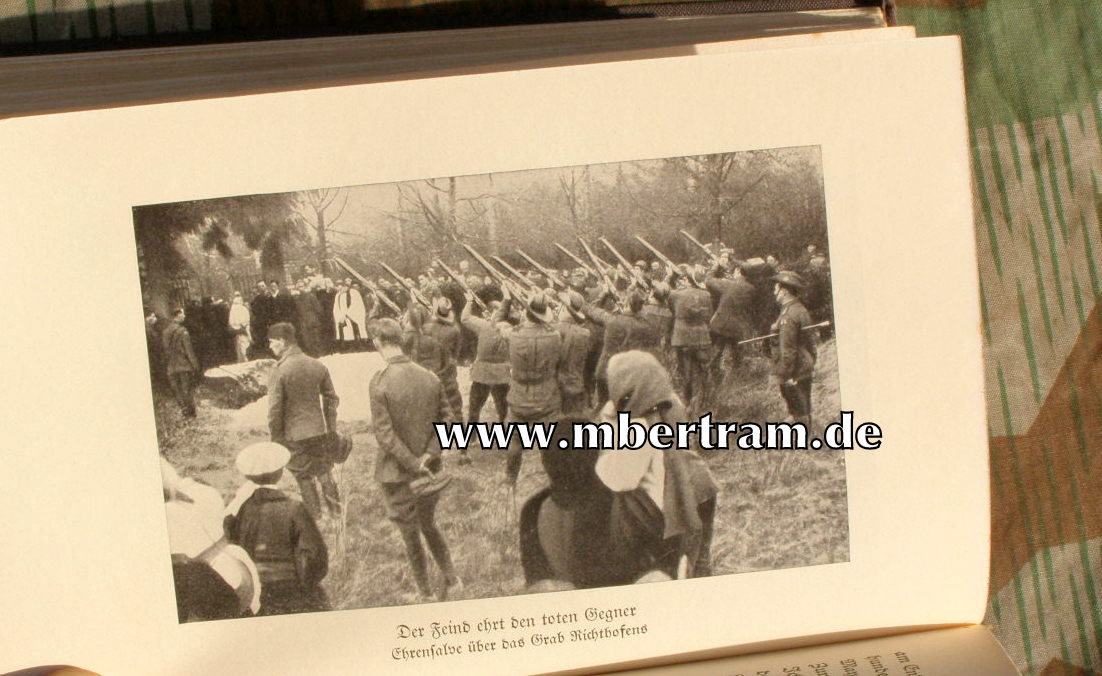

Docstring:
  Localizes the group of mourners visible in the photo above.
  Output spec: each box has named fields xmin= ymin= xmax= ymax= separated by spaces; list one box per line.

xmin=158 ymin=241 xmax=833 ymax=621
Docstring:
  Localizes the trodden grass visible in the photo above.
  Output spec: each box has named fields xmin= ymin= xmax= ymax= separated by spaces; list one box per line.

xmin=158 ymin=338 xmax=847 ymax=612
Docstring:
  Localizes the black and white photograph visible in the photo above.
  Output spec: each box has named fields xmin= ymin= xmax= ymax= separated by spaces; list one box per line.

xmin=138 ymin=145 xmax=846 ymax=623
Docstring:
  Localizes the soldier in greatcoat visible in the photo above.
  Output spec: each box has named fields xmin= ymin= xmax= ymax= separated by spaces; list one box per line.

xmin=370 ymin=318 xmax=461 ymax=602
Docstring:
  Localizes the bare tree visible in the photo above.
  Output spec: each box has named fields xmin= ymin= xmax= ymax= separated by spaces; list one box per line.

xmin=295 ymin=188 xmax=350 ymax=276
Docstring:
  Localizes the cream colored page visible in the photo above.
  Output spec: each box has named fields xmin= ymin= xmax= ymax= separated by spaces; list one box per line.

xmin=0 ymin=36 xmax=984 ymax=676
xmin=612 ymin=626 xmax=1019 ymax=676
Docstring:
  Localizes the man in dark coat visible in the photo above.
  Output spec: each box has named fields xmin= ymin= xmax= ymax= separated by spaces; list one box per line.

xmin=145 ymin=309 xmax=169 ymax=393
xmin=705 ymin=264 xmax=756 ymax=375
xmin=370 ymin=318 xmax=460 ymax=602
xmin=163 ymin=307 xmax=199 ymax=418
xmin=268 ymin=280 xmax=298 ymax=328
xmin=770 ymin=271 xmax=819 ymax=428
xmin=293 ymin=286 xmax=324 ymax=357
xmin=249 ymin=281 xmax=274 ymax=359
xmin=224 ymin=442 xmax=329 ymax=615
xmin=267 ymin=322 xmax=342 ymax=520
xmin=315 ymin=278 xmax=338 ymax=355
xmin=583 ymin=290 xmax=659 ymax=405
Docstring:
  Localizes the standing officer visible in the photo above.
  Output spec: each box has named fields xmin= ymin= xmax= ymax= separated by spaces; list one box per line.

xmin=267 ymin=322 xmax=343 ymax=520
xmin=163 ymin=307 xmax=200 ymax=418
xmin=369 ymin=318 xmax=460 ymax=602
xmin=770 ymin=271 xmax=818 ymax=428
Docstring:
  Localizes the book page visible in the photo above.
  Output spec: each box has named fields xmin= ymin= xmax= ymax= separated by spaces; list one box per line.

xmin=603 ymin=626 xmax=1019 ymax=676
xmin=0 ymin=35 xmax=985 ymax=675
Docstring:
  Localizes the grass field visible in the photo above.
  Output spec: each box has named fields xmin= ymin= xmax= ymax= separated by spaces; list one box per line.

xmin=159 ymin=338 xmax=848 ymax=612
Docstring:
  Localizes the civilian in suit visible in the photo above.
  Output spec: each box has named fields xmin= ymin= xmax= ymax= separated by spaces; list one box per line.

xmin=370 ymin=318 xmax=460 ymax=602
xmin=267 ymin=322 xmax=342 ymax=520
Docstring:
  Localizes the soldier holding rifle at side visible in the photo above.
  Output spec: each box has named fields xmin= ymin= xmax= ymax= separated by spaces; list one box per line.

xmin=769 ymin=271 xmax=819 ymax=428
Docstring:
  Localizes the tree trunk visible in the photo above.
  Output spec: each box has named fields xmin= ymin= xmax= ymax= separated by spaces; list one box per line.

xmin=315 ymin=206 xmax=329 ymax=277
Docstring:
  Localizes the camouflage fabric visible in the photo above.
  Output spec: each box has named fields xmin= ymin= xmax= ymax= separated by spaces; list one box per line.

xmin=899 ymin=1 xmax=1102 ymax=673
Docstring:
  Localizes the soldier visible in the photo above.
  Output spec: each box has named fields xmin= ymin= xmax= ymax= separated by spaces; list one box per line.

xmin=705 ymin=262 xmax=756 ymax=377
xmin=770 ymin=271 xmax=818 ymax=428
xmin=224 ymin=442 xmax=329 ymax=615
xmin=458 ymin=292 xmax=512 ymax=430
xmin=163 ymin=307 xmax=200 ymax=418
xmin=267 ymin=322 xmax=343 ymax=520
xmin=641 ymin=280 xmax=674 ymax=351
xmin=553 ymin=290 xmax=592 ymax=417
xmin=421 ymin=297 xmax=464 ymax=421
xmin=667 ymin=268 xmax=713 ymax=415
xmin=370 ymin=318 xmax=461 ymax=602
xmin=504 ymin=293 xmax=564 ymax=488
xmin=583 ymin=289 xmax=659 ymax=405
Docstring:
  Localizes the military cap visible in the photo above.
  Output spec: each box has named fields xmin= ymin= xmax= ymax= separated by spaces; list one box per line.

xmin=772 ymin=270 xmax=806 ymax=292
xmin=235 ymin=442 xmax=290 ymax=476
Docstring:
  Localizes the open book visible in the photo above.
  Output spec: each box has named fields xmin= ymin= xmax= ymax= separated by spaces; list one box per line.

xmin=0 ymin=8 xmax=1016 ymax=675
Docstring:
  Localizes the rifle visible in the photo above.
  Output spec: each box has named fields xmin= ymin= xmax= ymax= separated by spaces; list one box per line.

xmin=598 ymin=236 xmax=650 ymax=290
xmin=680 ymin=229 xmax=721 ymax=265
xmin=491 ymin=255 xmax=542 ymax=294
xmin=462 ymin=243 xmax=529 ymax=301
xmin=515 ymin=249 xmax=566 ymax=290
xmin=577 ymin=238 xmax=623 ymax=304
xmin=738 ymin=321 xmax=831 ymax=345
xmin=378 ymin=260 xmax=431 ymax=309
xmin=330 ymin=255 xmax=401 ymax=315
xmin=435 ymin=258 xmax=488 ymax=314
xmin=554 ymin=242 xmax=599 ymax=278
xmin=634 ymin=236 xmax=677 ymax=271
